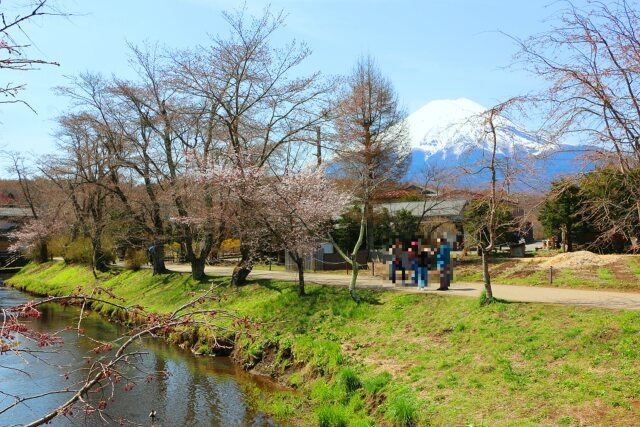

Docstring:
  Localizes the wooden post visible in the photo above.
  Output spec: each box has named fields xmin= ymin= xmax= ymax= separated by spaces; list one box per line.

xmin=549 ymin=266 xmax=553 ymax=285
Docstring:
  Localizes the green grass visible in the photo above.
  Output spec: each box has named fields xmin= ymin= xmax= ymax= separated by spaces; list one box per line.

xmin=597 ymin=267 xmax=615 ymax=283
xmin=252 ymin=263 xmax=286 ymax=272
xmin=383 ymin=387 xmax=420 ymax=426
xmin=337 ymin=367 xmax=362 ymax=394
xmin=8 ymin=262 xmax=640 ymax=426
xmin=629 ymin=258 xmax=640 ymax=278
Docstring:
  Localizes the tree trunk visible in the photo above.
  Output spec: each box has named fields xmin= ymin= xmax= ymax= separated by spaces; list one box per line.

xmin=191 ymin=257 xmax=206 ymax=281
xmin=232 ymin=244 xmax=252 ymax=286
xmin=349 ymin=254 xmax=361 ymax=303
xmin=294 ymin=255 xmax=305 ymax=296
xmin=366 ymin=202 xmax=374 ymax=257
xmin=36 ymin=240 xmax=48 ymax=264
xmin=481 ymin=249 xmax=493 ymax=304
xmin=193 ymin=233 xmax=214 ymax=281
xmin=232 ymin=264 xmax=252 ymax=286
xmin=152 ymin=243 xmax=167 ymax=275
xmin=566 ymin=225 xmax=573 ymax=252
xmin=92 ymin=237 xmax=108 ymax=273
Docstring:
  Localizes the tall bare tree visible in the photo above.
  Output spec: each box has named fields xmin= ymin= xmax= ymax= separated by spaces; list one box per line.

xmin=461 ymin=98 xmax=533 ymax=303
xmin=55 ymin=73 xmax=159 ymax=270
xmin=329 ymin=55 xmax=410 ymax=301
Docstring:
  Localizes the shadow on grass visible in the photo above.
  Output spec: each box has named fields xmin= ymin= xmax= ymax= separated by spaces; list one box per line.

xmin=478 ymin=292 xmax=517 ymax=306
xmin=251 ymin=278 xmax=284 ymax=293
xmin=358 ymin=291 xmax=382 ymax=305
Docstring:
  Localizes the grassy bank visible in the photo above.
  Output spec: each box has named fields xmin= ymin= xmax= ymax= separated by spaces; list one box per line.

xmin=9 ymin=262 xmax=640 ymax=426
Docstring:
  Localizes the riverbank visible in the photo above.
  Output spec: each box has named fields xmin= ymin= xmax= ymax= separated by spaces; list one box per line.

xmin=0 ymin=285 xmax=279 ymax=426
xmin=8 ymin=262 xmax=640 ymax=426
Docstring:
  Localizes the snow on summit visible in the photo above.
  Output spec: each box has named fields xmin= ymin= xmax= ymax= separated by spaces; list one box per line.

xmin=406 ymin=98 xmax=545 ymax=158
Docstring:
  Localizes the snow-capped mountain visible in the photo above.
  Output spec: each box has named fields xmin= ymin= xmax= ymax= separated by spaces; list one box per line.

xmin=408 ymin=98 xmax=545 ymax=157
xmin=404 ymin=98 xmax=588 ymax=183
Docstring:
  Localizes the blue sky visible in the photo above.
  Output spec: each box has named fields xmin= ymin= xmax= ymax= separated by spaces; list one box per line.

xmin=0 ymin=0 xmax=582 ymax=159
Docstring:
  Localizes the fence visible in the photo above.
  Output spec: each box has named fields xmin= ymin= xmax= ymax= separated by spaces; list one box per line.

xmin=284 ymin=249 xmax=368 ymax=272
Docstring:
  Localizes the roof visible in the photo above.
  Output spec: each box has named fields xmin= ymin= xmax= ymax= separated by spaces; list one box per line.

xmin=0 ymin=207 xmax=33 ymax=218
xmin=375 ymin=199 xmax=468 ymax=219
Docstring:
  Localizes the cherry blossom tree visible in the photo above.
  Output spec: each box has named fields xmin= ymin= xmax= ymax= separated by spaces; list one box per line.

xmin=171 ymin=6 xmax=334 ymax=284
xmin=8 ymin=216 xmax=63 ymax=262
xmin=195 ymin=154 xmax=349 ymax=295
xmin=2 ymin=151 xmax=65 ymax=263
xmin=250 ymin=168 xmax=349 ymax=296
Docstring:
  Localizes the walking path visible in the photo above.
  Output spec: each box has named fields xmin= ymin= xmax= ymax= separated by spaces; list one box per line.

xmin=165 ymin=263 xmax=640 ymax=311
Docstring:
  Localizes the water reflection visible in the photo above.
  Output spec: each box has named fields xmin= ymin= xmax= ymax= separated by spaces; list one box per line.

xmin=0 ymin=286 xmax=281 ymax=427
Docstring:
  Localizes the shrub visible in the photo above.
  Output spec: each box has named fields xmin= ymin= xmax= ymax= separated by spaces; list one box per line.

xmin=384 ymin=388 xmax=420 ymax=427
xmin=197 ymin=344 xmax=211 ymax=355
xmin=363 ymin=371 xmax=392 ymax=396
xmin=316 ymin=404 xmax=348 ymax=427
xmin=62 ymin=237 xmax=93 ymax=264
xmin=58 ymin=236 xmax=116 ymax=266
xmin=124 ymin=249 xmax=148 ymax=271
xmin=337 ymin=367 xmax=362 ymax=394
xmin=311 ymin=379 xmax=344 ymax=402
xmin=47 ymin=235 xmax=69 ymax=258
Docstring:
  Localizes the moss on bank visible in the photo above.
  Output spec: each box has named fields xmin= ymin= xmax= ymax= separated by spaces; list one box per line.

xmin=9 ymin=262 xmax=640 ymax=426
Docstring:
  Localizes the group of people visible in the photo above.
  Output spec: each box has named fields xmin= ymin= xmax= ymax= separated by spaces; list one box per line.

xmin=387 ymin=237 xmax=452 ymax=290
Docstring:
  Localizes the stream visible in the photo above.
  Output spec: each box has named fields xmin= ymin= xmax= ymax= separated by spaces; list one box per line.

xmin=0 ymin=285 xmax=282 ymax=427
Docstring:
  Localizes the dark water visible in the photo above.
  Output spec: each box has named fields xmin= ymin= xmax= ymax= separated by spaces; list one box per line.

xmin=0 ymin=285 xmax=281 ymax=427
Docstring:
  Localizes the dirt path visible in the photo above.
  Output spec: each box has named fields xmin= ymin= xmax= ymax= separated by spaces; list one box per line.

xmin=165 ymin=263 xmax=640 ymax=311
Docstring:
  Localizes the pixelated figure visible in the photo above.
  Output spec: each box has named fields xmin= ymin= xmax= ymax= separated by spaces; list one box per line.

xmin=436 ymin=238 xmax=452 ymax=290
xmin=388 ymin=239 xmax=406 ymax=285
xmin=385 ymin=236 xmax=453 ymax=290
xmin=408 ymin=240 xmax=418 ymax=286
xmin=415 ymin=246 xmax=429 ymax=289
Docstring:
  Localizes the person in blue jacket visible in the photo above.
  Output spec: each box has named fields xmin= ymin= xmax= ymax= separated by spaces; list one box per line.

xmin=436 ymin=238 xmax=451 ymax=290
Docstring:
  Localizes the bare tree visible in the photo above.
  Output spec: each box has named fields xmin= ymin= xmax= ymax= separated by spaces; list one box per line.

xmin=409 ymin=164 xmax=459 ymax=242
xmin=328 ymin=55 xmax=410 ymax=301
xmin=41 ymin=112 xmax=120 ymax=275
xmin=461 ymin=98 xmax=533 ymax=303
xmin=0 ymin=0 xmax=66 ymax=108
xmin=515 ymin=0 xmax=640 ymax=247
